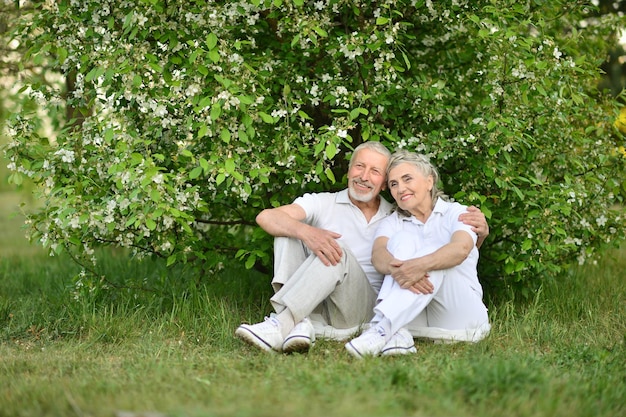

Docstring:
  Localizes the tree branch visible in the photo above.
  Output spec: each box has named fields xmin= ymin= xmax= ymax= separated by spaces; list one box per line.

xmin=194 ymin=218 xmax=256 ymax=226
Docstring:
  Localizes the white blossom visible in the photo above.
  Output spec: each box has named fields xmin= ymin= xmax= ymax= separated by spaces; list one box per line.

xmin=55 ymin=149 xmax=75 ymax=163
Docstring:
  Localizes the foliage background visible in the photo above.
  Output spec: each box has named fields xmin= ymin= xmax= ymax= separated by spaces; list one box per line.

xmin=2 ymin=0 xmax=626 ymax=296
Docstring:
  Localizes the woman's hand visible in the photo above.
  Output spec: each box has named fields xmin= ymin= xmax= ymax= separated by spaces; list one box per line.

xmin=389 ymin=258 xmax=434 ymax=294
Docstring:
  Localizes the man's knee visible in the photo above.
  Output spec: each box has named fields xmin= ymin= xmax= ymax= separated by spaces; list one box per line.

xmin=275 ymin=236 xmax=303 ymax=251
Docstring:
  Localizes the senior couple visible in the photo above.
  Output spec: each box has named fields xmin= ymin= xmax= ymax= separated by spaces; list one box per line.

xmin=235 ymin=141 xmax=491 ymax=357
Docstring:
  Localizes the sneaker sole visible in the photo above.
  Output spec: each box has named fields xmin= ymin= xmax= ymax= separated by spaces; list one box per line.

xmin=381 ymin=345 xmax=417 ymax=356
xmin=345 ymin=341 xmax=369 ymax=359
xmin=235 ymin=326 xmax=279 ymax=353
xmin=282 ymin=335 xmax=313 ymax=354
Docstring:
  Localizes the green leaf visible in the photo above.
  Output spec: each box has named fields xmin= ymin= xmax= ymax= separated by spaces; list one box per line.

xmin=150 ymin=190 xmax=161 ymax=203
xmin=225 ymin=158 xmax=236 ymax=174
xmin=214 ymin=74 xmax=232 ymax=88
xmin=314 ymin=141 xmax=325 ymax=156
xmin=326 ymin=142 xmax=337 ymax=159
xmin=189 ymin=50 xmax=199 ymax=64
xmin=125 ymin=215 xmax=137 ymax=228
xmin=85 ymin=66 xmax=105 ymax=82
xmin=146 ymin=218 xmax=157 ymax=231
xmin=209 ymin=49 xmax=220 ymax=63
xmin=104 ymin=128 xmax=115 ymax=143
xmin=206 ymin=33 xmax=218 ymax=50
xmin=536 ymin=84 xmax=547 ymax=96
xmin=198 ymin=96 xmax=212 ymax=108
xmin=259 ymin=112 xmax=275 ymax=123
xmin=401 ymin=51 xmax=411 ymax=70
xmin=376 ymin=17 xmax=389 ymax=25
xmin=245 ymin=253 xmax=256 ymax=269
xmin=150 ymin=189 xmax=161 ymax=203
xmin=199 ymin=157 xmax=209 ymax=173
xmin=221 ymin=128 xmax=231 ymax=143
xmin=232 ymin=171 xmax=244 ymax=181
xmin=210 ymin=103 xmax=222 ymax=120
xmin=291 ymin=34 xmax=301 ymax=48
xmin=190 ymin=166 xmax=203 ymax=180
xmin=349 ymin=107 xmax=368 ymax=120
xmin=57 ymin=47 xmax=68 ymax=64
xmin=131 ymin=153 xmax=144 ymax=166
xmin=313 ymin=26 xmax=328 ymax=37
xmin=237 ymin=95 xmax=254 ymax=105
xmin=297 ymin=110 xmax=312 ymax=120
xmin=123 ymin=12 xmax=134 ymax=30
xmin=149 ymin=62 xmax=163 ymax=73
xmin=197 ymin=65 xmax=209 ymax=76
xmin=325 ymin=167 xmax=336 ymax=183
xmin=133 ymin=74 xmax=143 ymax=88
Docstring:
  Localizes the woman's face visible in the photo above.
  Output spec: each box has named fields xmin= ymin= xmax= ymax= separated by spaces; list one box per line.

xmin=387 ymin=162 xmax=434 ymax=215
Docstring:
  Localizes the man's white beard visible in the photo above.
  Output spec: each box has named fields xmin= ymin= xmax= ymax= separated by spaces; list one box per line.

xmin=348 ymin=180 xmax=377 ymax=203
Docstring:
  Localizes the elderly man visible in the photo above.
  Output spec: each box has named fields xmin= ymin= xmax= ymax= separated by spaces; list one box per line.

xmin=235 ymin=142 xmax=488 ymax=354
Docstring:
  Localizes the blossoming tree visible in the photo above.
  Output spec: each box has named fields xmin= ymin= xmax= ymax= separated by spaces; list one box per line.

xmin=4 ymin=0 xmax=626 ymax=296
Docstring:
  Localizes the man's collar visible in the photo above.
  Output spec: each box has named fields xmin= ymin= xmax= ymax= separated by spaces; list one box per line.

xmin=337 ymin=189 xmax=351 ymax=203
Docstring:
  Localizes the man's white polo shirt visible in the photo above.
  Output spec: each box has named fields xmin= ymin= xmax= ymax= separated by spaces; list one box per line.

xmin=293 ymin=189 xmax=394 ymax=292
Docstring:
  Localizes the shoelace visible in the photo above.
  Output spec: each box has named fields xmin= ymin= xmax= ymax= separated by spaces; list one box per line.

xmin=374 ymin=325 xmax=386 ymax=338
xmin=263 ymin=316 xmax=280 ymax=328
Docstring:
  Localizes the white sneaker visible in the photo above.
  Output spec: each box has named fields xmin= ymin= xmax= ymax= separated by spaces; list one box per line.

xmin=381 ymin=328 xmax=417 ymax=356
xmin=235 ymin=317 xmax=283 ymax=353
xmin=345 ymin=326 xmax=387 ymax=358
xmin=282 ymin=317 xmax=316 ymax=354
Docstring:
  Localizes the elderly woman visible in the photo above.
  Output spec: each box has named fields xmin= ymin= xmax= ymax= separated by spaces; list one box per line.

xmin=345 ymin=150 xmax=491 ymax=358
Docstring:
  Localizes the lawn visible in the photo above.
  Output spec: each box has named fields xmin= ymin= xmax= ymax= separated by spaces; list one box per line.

xmin=0 ymin=190 xmax=625 ymax=417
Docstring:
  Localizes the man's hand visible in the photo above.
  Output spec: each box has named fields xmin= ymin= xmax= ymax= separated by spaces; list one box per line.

xmin=458 ymin=205 xmax=489 ymax=248
xmin=256 ymin=204 xmax=343 ymax=266
xmin=302 ymin=226 xmax=343 ymax=266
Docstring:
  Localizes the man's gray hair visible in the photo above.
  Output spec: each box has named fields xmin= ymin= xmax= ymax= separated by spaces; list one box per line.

xmin=348 ymin=141 xmax=392 ymax=169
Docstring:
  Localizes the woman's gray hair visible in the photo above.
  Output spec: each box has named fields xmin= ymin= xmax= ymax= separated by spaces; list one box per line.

xmin=387 ymin=149 xmax=447 ymax=205
xmin=348 ymin=141 xmax=392 ymax=169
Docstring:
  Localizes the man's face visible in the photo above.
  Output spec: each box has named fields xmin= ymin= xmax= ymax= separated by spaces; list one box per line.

xmin=347 ymin=148 xmax=389 ymax=203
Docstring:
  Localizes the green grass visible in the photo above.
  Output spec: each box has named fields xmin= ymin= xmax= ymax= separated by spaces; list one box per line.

xmin=1 ymin=191 xmax=625 ymax=417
